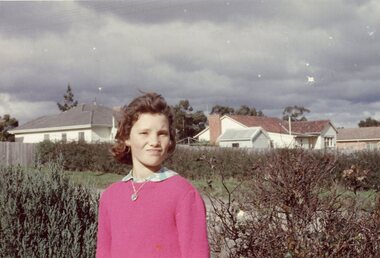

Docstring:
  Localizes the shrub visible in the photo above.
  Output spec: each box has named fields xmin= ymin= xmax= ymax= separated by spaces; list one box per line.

xmin=36 ymin=141 xmax=129 ymax=174
xmin=0 ymin=163 xmax=99 ymax=257
xmin=205 ymin=148 xmax=380 ymax=257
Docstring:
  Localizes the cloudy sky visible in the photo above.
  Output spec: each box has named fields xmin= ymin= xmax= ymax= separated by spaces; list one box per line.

xmin=0 ymin=0 xmax=379 ymax=128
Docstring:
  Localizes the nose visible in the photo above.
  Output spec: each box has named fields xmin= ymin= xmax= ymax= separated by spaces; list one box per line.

xmin=149 ymin=134 xmax=160 ymax=146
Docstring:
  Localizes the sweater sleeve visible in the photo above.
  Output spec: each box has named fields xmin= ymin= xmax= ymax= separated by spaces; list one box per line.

xmin=176 ymin=190 xmax=210 ymax=258
xmin=96 ymin=194 xmax=111 ymax=258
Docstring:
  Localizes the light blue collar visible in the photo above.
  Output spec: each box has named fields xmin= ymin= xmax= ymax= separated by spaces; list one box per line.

xmin=121 ymin=167 xmax=178 ymax=183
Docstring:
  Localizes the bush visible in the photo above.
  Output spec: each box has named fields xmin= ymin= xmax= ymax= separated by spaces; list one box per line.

xmin=205 ymin=149 xmax=380 ymax=257
xmin=0 ymin=163 xmax=99 ymax=257
xmin=36 ymin=141 xmax=129 ymax=174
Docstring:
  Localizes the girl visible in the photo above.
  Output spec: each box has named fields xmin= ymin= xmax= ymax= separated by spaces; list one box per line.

xmin=96 ymin=92 xmax=210 ymax=258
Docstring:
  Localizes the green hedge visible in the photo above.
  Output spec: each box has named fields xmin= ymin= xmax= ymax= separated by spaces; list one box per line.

xmin=35 ymin=141 xmax=380 ymax=190
xmin=0 ymin=163 xmax=98 ymax=257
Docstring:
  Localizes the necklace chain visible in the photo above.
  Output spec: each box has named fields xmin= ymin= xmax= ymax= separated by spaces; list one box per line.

xmin=130 ymin=178 xmax=149 ymax=201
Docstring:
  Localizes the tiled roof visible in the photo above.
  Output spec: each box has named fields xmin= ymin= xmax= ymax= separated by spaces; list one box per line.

xmin=228 ymin=115 xmax=331 ymax=134
xmin=290 ymin=120 xmax=331 ymax=134
xmin=229 ymin=115 xmax=288 ymax=133
xmin=13 ymin=104 xmax=122 ymax=131
xmin=337 ymin=127 xmax=380 ymax=141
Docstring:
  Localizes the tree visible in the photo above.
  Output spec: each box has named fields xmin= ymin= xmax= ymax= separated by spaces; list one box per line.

xmin=57 ymin=83 xmax=78 ymax=112
xmin=210 ymin=104 xmax=264 ymax=116
xmin=172 ymin=100 xmax=207 ymax=140
xmin=210 ymin=105 xmax=235 ymax=116
xmin=282 ymin=105 xmax=310 ymax=121
xmin=235 ymin=105 xmax=264 ymax=116
xmin=0 ymin=114 xmax=19 ymax=142
xmin=358 ymin=117 xmax=380 ymax=127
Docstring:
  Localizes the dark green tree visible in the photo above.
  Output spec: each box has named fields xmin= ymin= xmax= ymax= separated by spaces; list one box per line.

xmin=282 ymin=105 xmax=310 ymax=121
xmin=358 ymin=117 xmax=380 ymax=127
xmin=236 ymin=105 xmax=264 ymax=116
xmin=172 ymin=100 xmax=207 ymax=140
xmin=57 ymin=83 xmax=78 ymax=112
xmin=210 ymin=105 xmax=235 ymax=116
xmin=0 ymin=114 xmax=19 ymax=142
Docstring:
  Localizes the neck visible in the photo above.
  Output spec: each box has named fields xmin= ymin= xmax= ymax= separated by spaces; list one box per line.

xmin=132 ymin=163 xmax=162 ymax=180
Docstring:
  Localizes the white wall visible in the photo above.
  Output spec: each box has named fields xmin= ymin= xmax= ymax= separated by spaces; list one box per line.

xmin=316 ymin=125 xmax=337 ymax=149
xmin=219 ymin=140 xmax=252 ymax=148
xmin=253 ymin=132 xmax=271 ymax=149
xmin=221 ymin=117 xmax=246 ymax=133
xmin=268 ymin=132 xmax=295 ymax=148
xmin=92 ymin=127 xmax=112 ymax=142
xmin=15 ymin=128 xmax=97 ymax=143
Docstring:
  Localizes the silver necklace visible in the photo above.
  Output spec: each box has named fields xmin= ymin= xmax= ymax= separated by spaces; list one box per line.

xmin=130 ymin=179 xmax=149 ymax=201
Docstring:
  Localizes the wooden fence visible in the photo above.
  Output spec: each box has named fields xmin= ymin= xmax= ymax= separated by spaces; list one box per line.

xmin=0 ymin=142 xmax=37 ymax=167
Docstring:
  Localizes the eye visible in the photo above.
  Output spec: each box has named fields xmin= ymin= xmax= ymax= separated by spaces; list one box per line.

xmin=139 ymin=132 xmax=148 ymax=135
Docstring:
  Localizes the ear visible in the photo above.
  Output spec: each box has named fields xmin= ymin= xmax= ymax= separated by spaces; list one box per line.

xmin=125 ymin=139 xmax=130 ymax=146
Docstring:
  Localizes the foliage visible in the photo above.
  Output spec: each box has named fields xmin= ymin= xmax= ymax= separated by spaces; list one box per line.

xmin=36 ymin=141 xmax=129 ymax=174
xmin=210 ymin=105 xmax=264 ymax=117
xmin=0 ymin=114 xmax=18 ymax=142
xmin=358 ymin=117 xmax=380 ymax=127
xmin=0 ymin=163 xmax=98 ymax=257
xmin=282 ymin=105 xmax=310 ymax=121
xmin=57 ymin=83 xmax=78 ymax=112
xmin=204 ymin=149 xmax=380 ymax=257
xmin=172 ymin=99 xmax=207 ymax=140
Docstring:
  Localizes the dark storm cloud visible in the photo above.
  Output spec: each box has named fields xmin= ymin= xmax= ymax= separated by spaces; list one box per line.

xmin=1 ymin=0 xmax=379 ymax=127
xmin=0 ymin=1 xmax=104 ymax=38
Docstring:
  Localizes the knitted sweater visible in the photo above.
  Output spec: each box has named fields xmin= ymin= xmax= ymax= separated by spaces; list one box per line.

xmin=96 ymin=175 xmax=210 ymax=258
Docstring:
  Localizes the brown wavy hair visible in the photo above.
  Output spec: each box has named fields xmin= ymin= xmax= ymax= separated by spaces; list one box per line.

xmin=112 ymin=92 xmax=176 ymax=164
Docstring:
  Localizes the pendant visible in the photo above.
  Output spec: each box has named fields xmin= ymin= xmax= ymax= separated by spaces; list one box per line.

xmin=131 ymin=193 xmax=138 ymax=201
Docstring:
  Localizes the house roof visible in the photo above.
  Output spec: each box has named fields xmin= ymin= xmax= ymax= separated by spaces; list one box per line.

xmin=10 ymin=104 xmax=122 ymax=133
xmin=290 ymin=120 xmax=331 ymax=134
xmin=219 ymin=127 xmax=266 ymax=141
xmin=337 ymin=127 xmax=380 ymax=141
xmin=228 ymin=115 xmax=288 ymax=133
xmin=227 ymin=115 xmax=332 ymax=135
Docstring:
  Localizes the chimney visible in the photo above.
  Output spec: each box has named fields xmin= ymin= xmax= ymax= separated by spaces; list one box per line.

xmin=208 ymin=114 xmax=222 ymax=145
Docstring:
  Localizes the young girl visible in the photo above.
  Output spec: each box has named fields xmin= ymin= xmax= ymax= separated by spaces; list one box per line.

xmin=96 ymin=92 xmax=210 ymax=258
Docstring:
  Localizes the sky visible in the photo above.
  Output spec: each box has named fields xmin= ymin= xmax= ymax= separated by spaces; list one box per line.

xmin=0 ymin=0 xmax=379 ymax=128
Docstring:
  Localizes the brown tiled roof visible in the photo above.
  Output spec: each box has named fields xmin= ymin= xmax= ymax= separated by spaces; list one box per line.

xmin=229 ymin=115 xmax=288 ymax=133
xmin=228 ymin=115 xmax=331 ymax=134
xmin=291 ymin=120 xmax=331 ymax=134
xmin=12 ymin=104 xmax=122 ymax=131
xmin=337 ymin=127 xmax=380 ymax=141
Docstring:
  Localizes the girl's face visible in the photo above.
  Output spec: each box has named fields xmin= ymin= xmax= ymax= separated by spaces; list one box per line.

xmin=125 ymin=113 xmax=171 ymax=172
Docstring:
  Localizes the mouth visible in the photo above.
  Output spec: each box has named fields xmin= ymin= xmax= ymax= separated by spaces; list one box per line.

xmin=147 ymin=149 xmax=162 ymax=154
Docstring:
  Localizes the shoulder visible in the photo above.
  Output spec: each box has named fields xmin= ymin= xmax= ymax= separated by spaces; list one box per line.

xmin=99 ymin=181 xmax=126 ymax=201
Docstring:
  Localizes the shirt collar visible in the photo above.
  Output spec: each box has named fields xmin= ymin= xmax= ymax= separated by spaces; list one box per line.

xmin=121 ymin=167 xmax=178 ymax=183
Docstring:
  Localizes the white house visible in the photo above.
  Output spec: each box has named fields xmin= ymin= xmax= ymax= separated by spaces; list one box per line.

xmin=194 ymin=114 xmax=337 ymax=150
xmin=9 ymin=104 xmax=122 ymax=143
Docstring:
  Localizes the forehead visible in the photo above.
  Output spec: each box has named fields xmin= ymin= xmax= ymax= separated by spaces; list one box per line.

xmin=132 ymin=113 xmax=169 ymax=129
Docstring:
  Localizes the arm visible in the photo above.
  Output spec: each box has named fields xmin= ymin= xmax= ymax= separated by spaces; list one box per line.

xmin=96 ymin=195 xmax=111 ymax=258
xmin=176 ymin=190 xmax=210 ymax=258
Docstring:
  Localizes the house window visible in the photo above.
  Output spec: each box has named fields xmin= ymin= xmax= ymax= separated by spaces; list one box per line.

xmin=62 ymin=133 xmax=67 ymax=143
xmin=78 ymin=132 xmax=85 ymax=141
xmin=367 ymin=142 xmax=378 ymax=150
xmin=232 ymin=143 xmax=239 ymax=148
xmin=44 ymin=134 xmax=50 ymax=141
xmin=324 ymin=137 xmax=334 ymax=148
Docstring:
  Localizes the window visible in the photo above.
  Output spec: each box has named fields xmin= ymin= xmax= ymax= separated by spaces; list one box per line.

xmin=324 ymin=137 xmax=334 ymax=148
xmin=78 ymin=132 xmax=85 ymax=141
xmin=232 ymin=143 xmax=239 ymax=148
xmin=44 ymin=134 xmax=50 ymax=141
xmin=62 ymin=133 xmax=67 ymax=143
xmin=367 ymin=142 xmax=378 ymax=150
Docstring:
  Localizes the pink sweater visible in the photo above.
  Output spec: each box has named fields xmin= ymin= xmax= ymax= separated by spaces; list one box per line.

xmin=96 ymin=175 xmax=210 ymax=258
